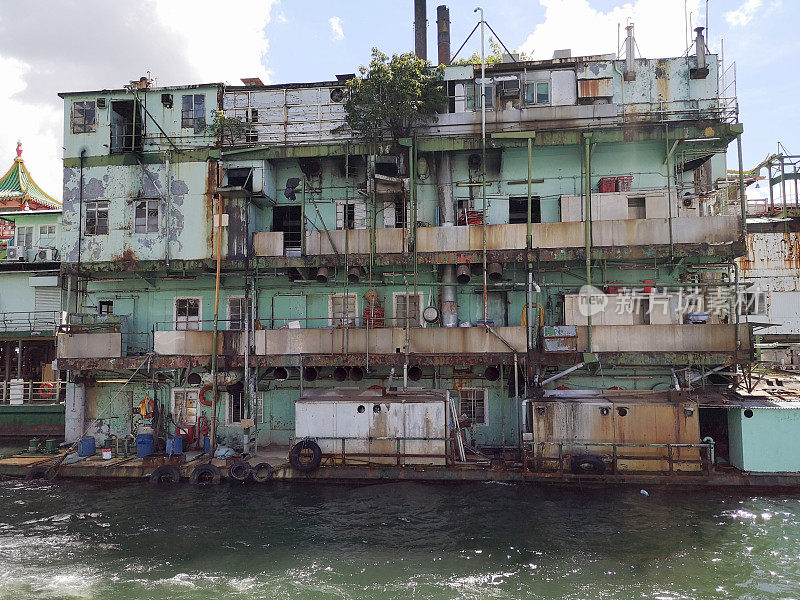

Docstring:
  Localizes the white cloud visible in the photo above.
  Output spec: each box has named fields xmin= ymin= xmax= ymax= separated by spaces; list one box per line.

xmin=725 ymin=0 xmax=764 ymax=26
xmin=0 ymin=0 xmax=277 ymax=202
xmin=519 ymin=0 xmax=703 ymax=62
xmin=329 ymin=16 xmax=345 ymax=42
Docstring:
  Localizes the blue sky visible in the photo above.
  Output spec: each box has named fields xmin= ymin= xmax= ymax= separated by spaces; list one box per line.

xmin=263 ymin=0 xmax=797 ymax=170
xmin=0 ymin=0 xmax=796 ymax=198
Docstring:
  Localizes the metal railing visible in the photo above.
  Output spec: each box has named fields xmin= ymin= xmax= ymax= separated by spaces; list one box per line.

xmin=523 ymin=441 xmax=714 ymax=476
xmin=0 ymin=380 xmax=65 ymax=404
xmin=0 ymin=311 xmax=59 ymax=334
xmin=291 ymin=435 xmax=448 ymax=467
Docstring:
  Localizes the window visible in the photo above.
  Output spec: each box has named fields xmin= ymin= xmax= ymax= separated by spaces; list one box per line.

xmin=452 ymin=389 xmax=487 ymax=426
xmin=227 ymin=296 xmax=246 ymax=331
xmin=509 ymin=196 xmax=541 ymax=224
xmin=627 ymin=197 xmax=646 ymax=219
xmin=465 ymin=83 xmax=494 ymax=110
xmin=330 ymin=293 xmax=357 ymax=327
xmin=227 ymin=390 xmax=245 ymax=425
xmin=172 ymin=389 xmax=199 ymax=427
xmin=134 ymin=199 xmax=159 ymax=233
xmin=85 ymin=201 xmax=109 ymax=235
xmin=394 ymin=292 xmax=423 ymax=328
xmin=524 ymin=81 xmax=550 ymax=105
xmin=15 ymin=226 xmax=33 ymax=249
xmin=98 ymin=300 xmax=114 ymax=315
xmin=181 ymin=94 xmax=206 ymax=133
xmin=71 ymin=101 xmax=96 ymax=133
xmin=740 ymin=291 xmax=767 ymax=316
xmin=336 ymin=200 xmax=367 ymax=230
xmin=110 ymin=100 xmax=143 ymax=153
xmin=175 ymin=297 xmax=201 ymax=331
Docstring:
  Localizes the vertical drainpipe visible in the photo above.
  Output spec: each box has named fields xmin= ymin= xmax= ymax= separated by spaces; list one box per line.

xmin=209 ymin=189 xmax=223 ymax=454
xmin=437 ymin=152 xmax=458 ymax=327
xmin=666 ymin=126 xmax=674 ymax=259
xmin=476 ymin=7 xmax=488 ymax=323
xmin=526 ymin=135 xmax=535 ymax=351
xmin=583 ymin=133 xmax=592 ymax=352
xmin=164 ymin=150 xmax=171 ymax=268
xmin=736 ymin=135 xmax=747 ymax=236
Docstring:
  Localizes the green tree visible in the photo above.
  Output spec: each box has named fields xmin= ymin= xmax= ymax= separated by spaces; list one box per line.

xmin=344 ymin=48 xmax=446 ymax=144
xmin=451 ymin=38 xmax=529 ymax=67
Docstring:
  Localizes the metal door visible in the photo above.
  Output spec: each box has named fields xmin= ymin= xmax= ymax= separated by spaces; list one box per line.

xmin=272 ymin=294 xmax=306 ymax=328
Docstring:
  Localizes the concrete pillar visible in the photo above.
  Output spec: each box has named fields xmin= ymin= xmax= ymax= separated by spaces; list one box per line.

xmin=65 ymin=381 xmax=86 ymax=443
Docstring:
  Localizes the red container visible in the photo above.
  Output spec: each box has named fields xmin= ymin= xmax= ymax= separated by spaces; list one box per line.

xmin=458 ymin=210 xmax=484 ymax=226
xmin=598 ymin=177 xmax=617 ymax=193
xmin=642 ymin=280 xmax=655 ymax=293
xmin=616 ymin=175 xmax=633 ymax=191
xmin=363 ymin=305 xmax=385 ymax=328
xmin=605 ymin=282 xmax=622 ymax=294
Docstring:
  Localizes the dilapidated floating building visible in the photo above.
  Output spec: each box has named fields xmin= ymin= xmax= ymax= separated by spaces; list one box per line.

xmin=45 ymin=5 xmax=796 ymax=486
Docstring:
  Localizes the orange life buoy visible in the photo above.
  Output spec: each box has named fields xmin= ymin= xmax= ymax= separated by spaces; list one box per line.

xmin=39 ymin=382 xmax=55 ymax=399
xmin=198 ymin=385 xmax=219 ymax=407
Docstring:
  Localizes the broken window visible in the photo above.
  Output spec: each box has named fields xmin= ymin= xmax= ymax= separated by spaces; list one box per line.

xmin=451 ymin=388 xmax=487 ymax=426
xmin=227 ymin=296 xmax=246 ymax=331
xmin=227 ymin=390 xmax=245 ymax=425
xmin=245 ymin=108 xmax=259 ymax=143
xmin=329 ymin=293 xmax=357 ymax=327
xmin=85 ymin=201 xmax=109 ymax=235
xmin=465 ymin=83 xmax=494 ymax=110
xmin=272 ymin=205 xmax=302 ymax=255
xmin=394 ymin=292 xmax=423 ymax=327
xmin=110 ymin=100 xmax=143 ymax=153
xmin=226 ymin=167 xmax=254 ymax=191
xmin=181 ymin=94 xmax=206 ymax=133
xmin=509 ymin=196 xmax=541 ymax=224
xmin=134 ymin=199 xmax=159 ymax=233
xmin=175 ymin=297 xmax=201 ymax=331
xmin=71 ymin=101 xmax=96 ymax=133
xmin=15 ymin=226 xmax=33 ymax=249
xmin=740 ymin=291 xmax=767 ymax=316
xmin=172 ymin=389 xmax=199 ymax=426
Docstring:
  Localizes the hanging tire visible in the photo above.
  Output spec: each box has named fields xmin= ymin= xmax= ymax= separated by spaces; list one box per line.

xmin=189 ymin=463 xmax=221 ymax=486
xmin=228 ymin=460 xmax=252 ymax=482
xmin=289 ymin=440 xmax=322 ymax=473
xmin=570 ymin=454 xmax=606 ymax=476
xmin=24 ymin=466 xmax=50 ymax=481
xmin=250 ymin=462 xmax=275 ymax=483
xmin=149 ymin=465 xmax=181 ymax=484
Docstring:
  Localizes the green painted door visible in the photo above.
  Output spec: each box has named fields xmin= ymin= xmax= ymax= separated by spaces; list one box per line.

xmin=272 ymin=295 xmax=306 ymax=329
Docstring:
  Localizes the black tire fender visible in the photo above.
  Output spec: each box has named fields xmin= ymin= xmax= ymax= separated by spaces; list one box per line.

xmin=289 ymin=440 xmax=322 ymax=473
xmin=228 ymin=460 xmax=252 ymax=482
xmin=189 ymin=463 xmax=221 ymax=485
xmin=570 ymin=454 xmax=606 ymax=476
xmin=149 ymin=465 xmax=181 ymax=484
xmin=250 ymin=462 xmax=275 ymax=483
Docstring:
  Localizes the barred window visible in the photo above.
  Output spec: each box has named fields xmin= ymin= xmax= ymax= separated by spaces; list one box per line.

xmin=451 ymin=389 xmax=487 ymax=426
xmin=394 ymin=292 xmax=423 ymax=327
xmin=330 ymin=293 xmax=357 ymax=327
xmin=228 ymin=296 xmax=246 ymax=331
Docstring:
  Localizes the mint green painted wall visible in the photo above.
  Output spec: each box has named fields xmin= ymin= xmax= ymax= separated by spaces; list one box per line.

xmin=728 ymin=408 xmax=800 ymax=472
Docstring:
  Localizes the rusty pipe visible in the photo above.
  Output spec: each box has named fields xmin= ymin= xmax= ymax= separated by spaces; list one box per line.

xmin=302 ymin=366 xmax=318 ymax=382
xmin=456 ymin=264 xmax=471 ymax=284
xmin=408 ymin=365 xmax=422 ymax=381
xmin=316 ymin=266 xmax=330 ymax=284
xmin=487 ymin=262 xmax=503 ymax=283
xmin=349 ymin=366 xmax=364 ymax=382
xmin=333 ymin=366 xmax=348 ymax=382
xmin=436 ymin=5 xmax=451 ymax=66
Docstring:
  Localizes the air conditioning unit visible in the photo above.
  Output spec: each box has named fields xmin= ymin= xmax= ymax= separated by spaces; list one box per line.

xmin=37 ymin=248 xmax=57 ymax=262
xmin=5 ymin=246 xmax=24 ymax=261
xmin=498 ymin=78 xmax=521 ymax=98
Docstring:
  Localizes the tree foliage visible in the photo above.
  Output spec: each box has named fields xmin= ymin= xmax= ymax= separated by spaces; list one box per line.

xmin=451 ymin=38 xmax=530 ymax=67
xmin=344 ymin=48 xmax=446 ymax=143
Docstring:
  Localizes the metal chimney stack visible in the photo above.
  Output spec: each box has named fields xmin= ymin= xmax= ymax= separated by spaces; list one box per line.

xmin=414 ymin=0 xmax=427 ymax=61
xmin=436 ymin=5 xmax=451 ymax=66
xmin=624 ymin=23 xmax=636 ymax=81
xmin=694 ymin=27 xmax=707 ymax=70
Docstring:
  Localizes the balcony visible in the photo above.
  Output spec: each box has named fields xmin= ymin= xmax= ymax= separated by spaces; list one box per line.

xmin=0 ymin=311 xmax=59 ymax=337
xmin=252 ymin=216 xmax=741 ymax=262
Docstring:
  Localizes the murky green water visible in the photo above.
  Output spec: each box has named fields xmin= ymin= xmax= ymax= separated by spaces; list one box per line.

xmin=1 ymin=477 xmax=799 ymax=600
